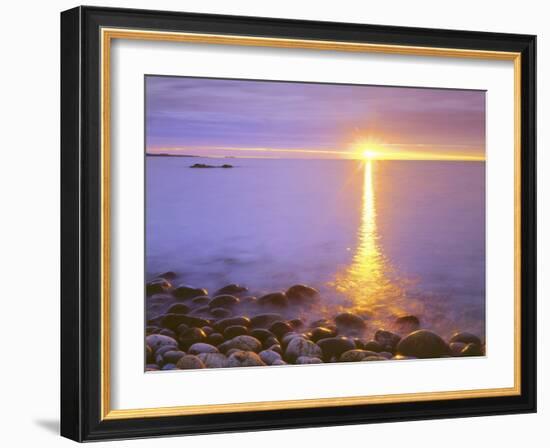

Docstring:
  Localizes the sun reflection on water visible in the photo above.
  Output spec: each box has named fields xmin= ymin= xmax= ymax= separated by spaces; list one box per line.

xmin=330 ymin=160 xmax=407 ymax=318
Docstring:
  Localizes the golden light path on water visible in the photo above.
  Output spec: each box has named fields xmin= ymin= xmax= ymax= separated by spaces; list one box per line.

xmin=329 ymin=160 xmax=410 ymax=322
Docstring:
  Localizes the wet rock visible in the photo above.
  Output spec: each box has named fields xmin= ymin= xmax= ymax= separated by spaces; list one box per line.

xmin=374 ymin=330 xmax=401 ymax=351
xmin=364 ymin=355 xmax=388 ymax=361
xmin=450 ymin=342 xmax=467 ymax=356
xmin=158 ymin=271 xmax=177 ymax=280
xmin=396 ymin=330 xmax=450 ymax=358
xmin=218 ymin=335 xmax=262 ymax=354
xmin=226 ymin=351 xmax=266 ymax=367
xmin=213 ymin=316 xmax=251 ymax=332
xmin=449 ymin=332 xmax=482 ymax=346
xmin=249 ymin=328 xmax=275 ymax=342
xmin=189 ymin=305 xmax=211 ymax=316
xmin=190 ymin=296 xmax=211 ymax=307
xmin=310 ymin=327 xmax=336 ymax=342
xmin=257 ymin=292 xmax=289 ymax=308
xmin=269 ymin=321 xmax=293 ymax=338
xmin=176 ymin=323 xmax=189 ymax=335
xmin=262 ymin=336 xmax=280 ymax=350
xmin=210 ymin=307 xmax=232 ymax=319
xmin=159 ymin=328 xmax=176 ymax=339
xmin=166 ymin=303 xmax=190 ymax=314
xmin=392 ymin=354 xmax=417 ymax=360
xmin=288 ymin=318 xmax=305 ymax=330
xmin=286 ymin=284 xmax=319 ymax=304
xmin=395 ymin=315 xmax=420 ymax=333
xmin=215 ymin=284 xmax=248 ymax=296
xmin=272 ymin=359 xmax=287 ymax=366
xmin=317 ymin=337 xmax=356 ymax=361
xmin=259 ymin=349 xmax=282 ymax=365
xmin=178 ymin=327 xmax=207 ymax=350
xmin=285 ymin=337 xmax=322 ymax=363
xmin=188 ymin=343 xmax=219 ymax=355
xmin=224 ymin=325 xmax=248 ymax=339
xmin=268 ymin=344 xmax=283 ymax=355
xmin=173 ymin=285 xmax=208 ymax=300
xmin=209 ymin=295 xmax=240 ymax=309
xmin=145 ymin=326 xmax=160 ymax=335
xmin=240 ymin=296 xmax=258 ymax=306
xmin=334 ymin=312 xmax=366 ymax=335
xmin=197 ymin=352 xmax=229 ymax=368
xmin=461 ymin=343 xmax=483 ymax=356
xmin=176 ymin=355 xmax=205 ymax=369
xmin=146 ymin=345 xmax=154 ymax=363
xmin=156 ymin=345 xmax=180 ymax=358
xmin=296 ymin=356 xmax=323 ymax=364
xmin=145 ymin=334 xmax=178 ymax=353
xmin=340 ymin=349 xmax=379 ymax=362
xmin=160 ymin=313 xmax=210 ymax=331
xmin=280 ymin=332 xmax=302 ymax=348
xmin=250 ymin=313 xmax=283 ymax=329
xmin=310 ymin=319 xmax=331 ymax=328
xmin=363 ymin=340 xmax=383 ymax=352
xmin=146 ymin=278 xmax=172 ymax=296
xmin=206 ymin=332 xmax=224 ymax=346
xmin=162 ymin=350 xmax=186 ymax=364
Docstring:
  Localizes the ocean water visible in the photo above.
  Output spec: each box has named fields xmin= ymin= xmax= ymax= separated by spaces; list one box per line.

xmin=146 ymin=157 xmax=485 ymax=339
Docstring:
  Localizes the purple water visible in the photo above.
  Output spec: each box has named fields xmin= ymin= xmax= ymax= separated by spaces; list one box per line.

xmin=146 ymin=157 xmax=485 ymax=339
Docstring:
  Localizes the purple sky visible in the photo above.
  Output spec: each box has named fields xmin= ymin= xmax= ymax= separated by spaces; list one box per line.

xmin=145 ymin=76 xmax=485 ymax=160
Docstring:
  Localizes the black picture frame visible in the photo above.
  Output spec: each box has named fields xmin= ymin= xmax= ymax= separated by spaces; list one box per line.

xmin=61 ymin=5 xmax=536 ymax=442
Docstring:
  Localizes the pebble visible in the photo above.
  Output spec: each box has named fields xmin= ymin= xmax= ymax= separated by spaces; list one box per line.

xmin=145 ymin=334 xmax=178 ymax=353
xmin=339 ymin=349 xmax=380 ymax=362
xmin=197 ymin=353 xmax=229 ymax=368
xmin=214 ymin=316 xmax=251 ymax=332
xmin=214 ymin=284 xmax=248 ymax=296
xmin=257 ymin=292 xmax=289 ymax=308
xmin=190 ymin=296 xmax=211 ymax=306
xmin=218 ymin=335 xmax=262 ymax=353
xmin=166 ymin=303 xmax=190 ymax=314
xmin=286 ymin=284 xmax=319 ymax=304
xmin=249 ymin=328 xmax=275 ymax=342
xmin=226 ymin=351 xmax=266 ymax=367
xmin=176 ymin=355 xmax=205 ymax=369
xmin=259 ymin=349 xmax=282 ymax=365
xmin=395 ymin=315 xmax=421 ymax=333
xmin=284 ymin=337 xmax=322 ymax=363
xmin=374 ymin=329 xmax=401 ymax=351
xmin=162 ymin=350 xmax=186 ymax=364
xmin=269 ymin=321 xmax=293 ymax=338
xmin=178 ymin=327 xmax=207 ymax=350
xmin=317 ymin=337 xmax=356 ymax=361
xmin=363 ymin=340 xmax=383 ymax=352
xmin=334 ymin=312 xmax=367 ymax=334
xmin=224 ymin=325 xmax=248 ymax=339
xmin=310 ymin=326 xmax=336 ymax=342
xmin=146 ymin=278 xmax=172 ymax=296
xmin=295 ymin=356 xmax=323 ymax=364
xmin=461 ymin=343 xmax=483 ymax=356
xmin=396 ymin=330 xmax=450 ymax=358
xmin=188 ymin=343 xmax=219 ymax=355
xmin=209 ymin=295 xmax=240 ymax=309
xmin=210 ymin=308 xmax=232 ymax=319
xmin=173 ymin=285 xmax=208 ymax=300
xmin=449 ymin=332 xmax=482 ymax=346
xmin=206 ymin=332 xmax=224 ymax=346
xmin=250 ymin=313 xmax=283 ymax=329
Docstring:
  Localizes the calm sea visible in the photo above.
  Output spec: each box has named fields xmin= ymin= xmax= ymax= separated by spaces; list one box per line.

xmin=146 ymin=156 xmax=485 ymax=339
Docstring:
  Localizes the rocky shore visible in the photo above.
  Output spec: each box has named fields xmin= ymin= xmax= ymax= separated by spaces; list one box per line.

xmin=145 ymin=273 xmax=485 ymax=371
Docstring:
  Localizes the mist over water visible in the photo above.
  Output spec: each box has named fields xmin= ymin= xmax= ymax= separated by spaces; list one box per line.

xmin=146 ymin=157 xmax=485 ymax=340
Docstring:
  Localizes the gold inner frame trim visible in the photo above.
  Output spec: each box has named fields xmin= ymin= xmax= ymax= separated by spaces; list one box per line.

xmin=100 ymin=27 xmax=522 ymax=421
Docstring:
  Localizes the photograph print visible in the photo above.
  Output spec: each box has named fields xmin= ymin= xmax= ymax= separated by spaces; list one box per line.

xmin=144 ymin=76 xmax=486 ymax=371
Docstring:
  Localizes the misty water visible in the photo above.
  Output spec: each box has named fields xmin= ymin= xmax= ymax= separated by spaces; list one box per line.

xmin=146 ymin=156 xmax=485 ymax=340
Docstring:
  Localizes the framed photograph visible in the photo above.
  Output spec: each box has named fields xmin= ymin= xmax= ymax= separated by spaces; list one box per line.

xmin=60 ymin=6 xmax=536 ymax=441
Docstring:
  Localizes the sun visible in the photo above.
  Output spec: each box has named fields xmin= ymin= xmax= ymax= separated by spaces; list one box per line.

xmin=361 ymin=149 xmax=377 ymax=160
